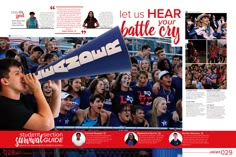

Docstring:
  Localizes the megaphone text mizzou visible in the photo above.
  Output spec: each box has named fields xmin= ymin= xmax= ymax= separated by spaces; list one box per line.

xmin=35 ymin=26 xmax=131 ymax=82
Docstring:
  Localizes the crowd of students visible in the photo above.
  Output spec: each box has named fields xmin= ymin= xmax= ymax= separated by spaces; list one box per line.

xmin=186 ymin=64 xmax=227 ymax=89
xmin=0 ymin=37 xmax=182 ymax=156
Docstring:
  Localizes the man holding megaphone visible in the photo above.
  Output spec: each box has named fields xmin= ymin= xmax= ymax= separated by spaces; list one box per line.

xmin=0 ymin=59 xmax=61 ymax=131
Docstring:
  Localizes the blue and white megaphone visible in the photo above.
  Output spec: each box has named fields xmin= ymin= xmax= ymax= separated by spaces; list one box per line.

xmin=35 ymin=26 xmax=131 ymax=82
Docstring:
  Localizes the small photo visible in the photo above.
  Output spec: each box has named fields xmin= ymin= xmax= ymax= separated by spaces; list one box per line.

xmin=186 ymin=64 xmax=227 ymax=89
xmin=72 ymin=132 xmax=86 ymax=146
xmin=83 ymin=11 xmax=100 ymax=28
xmin=207 ymin=40 xmax=227 ymax=63
xmin=186 ymin=40 xmax=206 ymax=63
xmin=26 ymin=11 xmax=39 ymax=29
xmin=186 ymin=12 xmax=227 ymax=39
xmin=169 ymin=132 xmax=182 ymax=146
xmin=124 ymin=132 xmax=138 ymax=146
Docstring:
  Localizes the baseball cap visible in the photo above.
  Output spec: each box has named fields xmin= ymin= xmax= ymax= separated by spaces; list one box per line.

xmin=61 ymin=91 xmax=73 ymax=99
xmin=197 ymin=13 xmax=209 ymax=22
xmin=159 ymin=70 xmax=171 ymax=80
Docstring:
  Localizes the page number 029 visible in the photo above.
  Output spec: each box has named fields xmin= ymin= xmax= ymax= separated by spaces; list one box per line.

xmin=221 ymin=150 xmax=233 ymax=155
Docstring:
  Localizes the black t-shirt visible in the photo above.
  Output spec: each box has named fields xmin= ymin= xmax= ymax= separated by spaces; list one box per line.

xmin=0 ymin=96 xmax=34 ymax=130
xmin=170 ymin=139 xmax=181 ymax=146
xmin=84 ymin=18 xmax=98 ymax=28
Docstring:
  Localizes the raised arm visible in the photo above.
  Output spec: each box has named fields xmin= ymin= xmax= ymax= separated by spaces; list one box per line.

xmin=48 ymin=80 xmax=61 ymax=118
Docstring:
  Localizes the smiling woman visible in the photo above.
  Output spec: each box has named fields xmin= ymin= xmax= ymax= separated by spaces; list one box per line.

xmin=147 ymin=96 xmax=172 ymax=127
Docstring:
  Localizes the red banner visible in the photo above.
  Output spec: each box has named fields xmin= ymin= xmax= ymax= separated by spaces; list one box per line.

xmin=0 ymin=130 xmax=235 ymax=148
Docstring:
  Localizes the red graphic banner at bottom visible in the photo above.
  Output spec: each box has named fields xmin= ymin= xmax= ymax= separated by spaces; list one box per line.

xmin=0 ymin=131 xmax=234 ymax=148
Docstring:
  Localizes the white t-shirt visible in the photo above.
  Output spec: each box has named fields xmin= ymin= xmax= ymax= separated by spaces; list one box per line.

xmin=72 ymin=138 xmax=85 ymax=146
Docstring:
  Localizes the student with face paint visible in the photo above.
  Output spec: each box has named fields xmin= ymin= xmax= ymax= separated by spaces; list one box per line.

xmin=76 ymin=94 xmax=111 ymax=126
xmin=131 ymin=71 xmax=153 ymax=116
xmin=156 ymin=70 xmax=179 ymax=124
xmin=112 ymin=73 xmax=134 ymax=114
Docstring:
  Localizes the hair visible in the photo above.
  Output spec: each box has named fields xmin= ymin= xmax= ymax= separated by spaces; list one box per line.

xmin=154 ymin=47 xmax=163 ymax=55
xmin=141 ymin=44 xmax=151 ymax=52
xmin=113 ymin=73 xmax=130 ymax=91
xmin=29 ymin=12 xmax=35 ymax=15
xmin=27 ymin=44 xmax=35 ymax=54
xmin=19 ymin=41 xmax=29 ymax=52
xmin=132 ymin=63 xmax=140 ymax=71
xmin=6 ymin=49 xmax=17 ymax=59
xmin=76 ymin=132 xmax=81 ymax=136
xmin=151 ymin=97 xmax=166 ymax=127
xmin=88 ymin=78 xmax=103 ymax=94
xmin=136 ymin=70 xmax=148 ymax=80
xmin=172 ymin=55 xmax=180 ymax=60
xmin=32 ymin=46 xmax=44 ymax=55
xmin=125 ymin=132 xmax=138 ymax=145
xmin=73 ymin=41 xmax=82 ymax=48
xmin=131 ymin=105 xmax=144 ymax=115
xmin=151 ymin=69 xmax=160 ymax=83
xmin=0 ymin=59 xmax=22 ymax=91
xmin=19 ymin=55 xmax=29 ymax=74
xmin=85 ymin=11 xmax=96 ymax=21
xmin=116 ymin=104 xmax=129 ymax=114
xmin=173 ymin=132 xmax=178 ymax=136
xmin=44 ymin=53 xmax=55 ymax=62
xmin=49 ymin=37 xmax=56 ymax=41
xmin=130 ymin=56 xmax=138 ymax=64
xmin=66 ymin=78 xmax=82 ymax=95
xmin=158 ymin=58 xmax=172 ymax=73
xmin=89 ymin=94 xmax=105 ymax=103
xmin=45 ymin=41 xmax=53 ymax=52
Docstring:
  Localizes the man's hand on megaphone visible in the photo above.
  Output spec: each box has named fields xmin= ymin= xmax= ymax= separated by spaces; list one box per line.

xmin=23 ymin=73 xmax=41 ymax=94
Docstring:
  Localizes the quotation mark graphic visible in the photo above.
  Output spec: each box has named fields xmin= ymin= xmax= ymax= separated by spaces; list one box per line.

xmin=81 ymin=30 xmax=86 ymax=34
xmin=50 ymin=6 xmax=55 ymax=10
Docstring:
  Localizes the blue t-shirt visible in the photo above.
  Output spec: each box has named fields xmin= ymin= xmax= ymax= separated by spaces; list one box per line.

xmin=112 ymin=90 xmax=134 ymax=113
xmin=131 ymin=84 xmax=153 ymax=114
xmin=71 ymin=96 xmax=80 ymax=112
xmin=0 ymin=52 xmax=6 ymax=59
xmin=156 ymin=85 xmax=176 ymax=112
xmin=146 ymin=111 xmax=172 ymax=127
xmin=171 ymin=76 xmax=182 ymax=101
xmin=108 ymin=113 xmax=132 ymax=127
xmin=79 ymin=89 xmax=91 ymax=109
xmin=54 ymin=110 xmax=76 ymax=126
